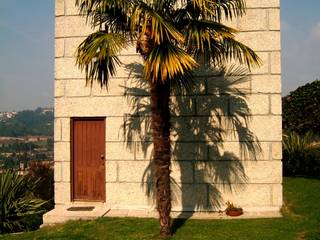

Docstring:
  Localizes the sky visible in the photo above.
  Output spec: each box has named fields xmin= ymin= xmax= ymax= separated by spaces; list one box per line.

xmin=0 ymin=0 xmax=320 ymax=111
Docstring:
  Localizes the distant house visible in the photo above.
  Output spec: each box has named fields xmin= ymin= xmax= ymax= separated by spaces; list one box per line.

xmin=45 ymin=0 xmax=282 ymax=224
xmin=26 ymin=136 xmax=48 ymax=142
xmin=42 ymin=108 xmax=54 ymax=114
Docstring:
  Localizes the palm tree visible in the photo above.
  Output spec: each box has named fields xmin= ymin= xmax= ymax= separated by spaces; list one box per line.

xmin=75 ymin=0 xmax=261 ymax=236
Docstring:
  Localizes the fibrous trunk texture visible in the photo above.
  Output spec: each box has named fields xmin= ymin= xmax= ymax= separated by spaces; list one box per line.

xmin=150 ymin=81 xmax=172 ymax=237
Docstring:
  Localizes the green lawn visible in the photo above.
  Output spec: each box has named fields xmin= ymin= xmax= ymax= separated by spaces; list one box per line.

xmin=1 ymin=178 xmax=320 ymax=240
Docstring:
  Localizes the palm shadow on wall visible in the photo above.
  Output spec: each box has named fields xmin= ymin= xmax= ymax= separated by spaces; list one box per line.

xmin=121 ymin=63 xmax=261 ymax=233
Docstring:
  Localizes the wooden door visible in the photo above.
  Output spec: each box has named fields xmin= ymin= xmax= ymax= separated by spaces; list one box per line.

xmin=72 ymin=118 xmax=105 ymax=202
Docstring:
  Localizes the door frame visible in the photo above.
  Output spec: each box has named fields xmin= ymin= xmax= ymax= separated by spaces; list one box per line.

xmin=70 ymin=117 xmax=106 ymax=202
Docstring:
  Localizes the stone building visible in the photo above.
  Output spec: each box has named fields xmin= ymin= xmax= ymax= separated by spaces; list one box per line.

xmin=44 ymin=0 xmax=282 ymax=224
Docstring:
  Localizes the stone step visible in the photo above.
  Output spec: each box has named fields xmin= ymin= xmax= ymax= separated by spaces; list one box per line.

xmin=42 ymin=205 xmax=110 ymax=227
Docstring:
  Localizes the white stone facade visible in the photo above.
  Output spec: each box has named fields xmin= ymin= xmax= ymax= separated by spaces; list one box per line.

xmin=54 ymin=0 xmax=282 ymax=216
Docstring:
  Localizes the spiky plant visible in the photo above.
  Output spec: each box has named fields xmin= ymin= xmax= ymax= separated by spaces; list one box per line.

xmin=75 ymin=0 xmax=261 ymax=236
xmin=0 ymin=171 xmax=46 ymax=233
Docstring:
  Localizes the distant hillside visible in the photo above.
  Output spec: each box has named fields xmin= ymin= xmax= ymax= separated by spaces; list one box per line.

xmin=0 ymin=108 xmax=53 ymax=137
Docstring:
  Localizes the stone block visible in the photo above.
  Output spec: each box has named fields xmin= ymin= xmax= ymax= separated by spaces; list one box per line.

xmin=54 ymin=142 xmax=70 ymax=162
xmin=271 ymin=184 xmax=283 ymax=206
xmin=55 ymin=38 xmax=64 ymax=57
xmin=54 ymin=161 xmax=62 ymax=182
xmin=61 ymin=118 xmax=71 ymax=142
xmin=210 ymin=141 xmax=270 ymax=161
xmin=65 ymin=0 xmax=79 ymax=15
xmin=251 ymin=52 xmax=270 ymax=74
xmin=194 ymin=161 xmax=281 ymax=184
xmin=105 ymin=142 xmax=135 ymax=160
xmin=106 ymin=183 xmax=151 ymax=207
xmin=170 ymin=96 xmax=196 ymax=117
xmin=55 ymin=80 xmax=65 ymax=97
xmin=106 ymin=161 xmax=118 ymax=182
xmin=196 ymin=96 xmax=228 ymax=116
xmin=221 ymin=15 xmax=238 ymax=29
xmin=124 ymin=76 xmax=150 ymax=96
xmin=61 ymin=161 xmax=71 ymax=182
xmin=64 ymin=37 xmax=85 ymax=57
xmin=171 ymin=183 xmax=208 ymax=211
xmin=246 ymin=0 xmax=280 ymax=8
xmin=230 ymin=94 xmax=269 ymax=115
xmin=244 ymin=161 xmax=282 ymax=183
xmin=213 ymin=183 xmax=273 ymax=208
xmin=55 ymin=58 xmax=83 ymax=79
xmin=272 ymin=142 xmax=282 ymax=160
xmin=117 ymin=56 xmax=144 ymax=78
xmin=250 ymin=116 xmax=282 ymax=141
xmin=65 ymin=79 xmax=91 ymax=97
xmin=206 ymin=75 xmax=251 ymax=92
xmin=119 ymin=44 xmax=138 ymax=56
xmin=171 ymin=142 xmax=208 ymax=161
xmin=238 ymin=9 xmax=267 ymax=31
xmin=237 ymin=31 xmax=281 ymax=51
xmin=270 ymin=94 xmax=282 ymax=115
xmin=54 ymin=118 xmax=62 ymax=141
xmin=251 ymin=74 xmax=281 ymax=93
xmin=91 ymin=78 xmax=125 ymax=96
xmin=55 ymin=182 xmax=71 ymax=204
xmin=118 ymin=161 xmax=151 ymax=182
xmin=270 ymin=52 xmax=282 ymax=74
xmin=171 ymin=161 xmax=194 ymax=184
xmin=170 ymin=116 xmax=213 ymax=142
xmin=55 ymin=16 xmax=94 ymax=38
xmin=55 ymin=96 xmax=132 ymax=117
xmin=105 ymin=117 xmax=125 ymax=142
xmin=55 ymin=0 xmax=64 ymax=16
xmin=135 ymin=142 xmax=153 ymax=161
xmin=268 ymin=9 xmax=281 ymax=30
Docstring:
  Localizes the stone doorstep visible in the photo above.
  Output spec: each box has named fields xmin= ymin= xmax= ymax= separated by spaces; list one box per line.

xmin=42 ymin=206 xmax=282 ymax=227
xmin=41 ymin=205 xmax=111 ymax=227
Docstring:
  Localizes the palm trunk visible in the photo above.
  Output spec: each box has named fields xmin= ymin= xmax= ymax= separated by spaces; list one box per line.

xmin=150 ymin=81 xmax=172 ymax=237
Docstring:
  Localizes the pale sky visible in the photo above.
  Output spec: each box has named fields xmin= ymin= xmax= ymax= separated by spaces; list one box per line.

xmin=0 ymin=0 xmax=320 ymax=111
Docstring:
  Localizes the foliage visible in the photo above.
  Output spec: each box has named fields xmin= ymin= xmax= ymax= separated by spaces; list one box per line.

xmin=283 ymin=80 xmax=320 ymax=135
xmin=0 ymin=171 xmax=46 ymax=233
xmin=283 ymin=131 xmax=320 ymax=176
xmin=27 ymin=161 xmax=54 ymax=203
xmin=75 ymin=0 xmax=261 ymax=88
xmin=1 ymin=178 xmax=320 ymax=240
xmin=0 ymin=108 xmax=53 ymax=137
xmin=0 ymin=142 xmax=50 ymax=170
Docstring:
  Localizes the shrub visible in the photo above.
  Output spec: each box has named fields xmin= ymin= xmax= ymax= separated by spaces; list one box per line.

xmin=283 ymin=132 xmax=320 ymax=176
xmin=0 ymin=171 xmax=46 ymax=233
xmin=27 ymin=161 xmax=54 ymax=201
xmin=282 ymin=80 xmax=320 ymax=135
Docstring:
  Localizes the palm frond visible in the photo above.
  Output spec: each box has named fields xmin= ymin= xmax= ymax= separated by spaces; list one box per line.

xmin=76 ymin=31 xmax=128 ymax=88
xmin=216 ymin=36 xmax=262 ymax=69
xmin=184 ymin=19 xmax=261 ymax=68
xmin=183 ymin=0 xmax=246 ymax=21
xmin=144 ymin=42 xmax=198 ymax=83
xmin=132 ymin=2 xmax=184 ymax=44
xmin=185 ymin=19 xmax=236 ymax=52
xmin=76 ymin=0 xmax=133 ymax=35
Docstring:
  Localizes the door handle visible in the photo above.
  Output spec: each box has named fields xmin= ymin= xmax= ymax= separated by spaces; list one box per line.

xmin=100 ymin=154 xmax=105 ymax=160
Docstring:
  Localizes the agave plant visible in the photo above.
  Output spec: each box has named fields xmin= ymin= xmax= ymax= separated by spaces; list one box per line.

xmin=0 ymin=171 xmax=46 ymax=233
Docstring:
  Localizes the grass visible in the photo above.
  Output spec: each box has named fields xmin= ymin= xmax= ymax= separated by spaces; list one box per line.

xmin=1 ymin=177 xmax=320 ymax=240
